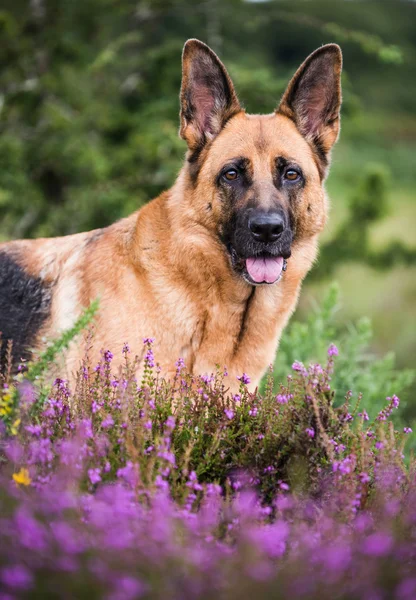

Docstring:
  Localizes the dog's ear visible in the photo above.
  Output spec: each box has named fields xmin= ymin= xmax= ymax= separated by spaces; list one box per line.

xmin=180 ymin=39 xmax=241 ymax=150
xmin=277 ymin=44 xmax=342 ymax=159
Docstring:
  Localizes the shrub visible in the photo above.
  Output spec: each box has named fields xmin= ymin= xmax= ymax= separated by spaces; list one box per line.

xmin=0 ymin=329 xmax=415 ymax=598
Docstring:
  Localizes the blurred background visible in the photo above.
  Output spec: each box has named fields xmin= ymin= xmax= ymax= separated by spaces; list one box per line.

xmin=0 ymin=0 xmax=415 ymax=396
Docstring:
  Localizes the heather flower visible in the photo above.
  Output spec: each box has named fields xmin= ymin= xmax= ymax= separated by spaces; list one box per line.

xmin=142 ymin=337 xmax=155 ymax=345
xmin=103 ymin=350 xmax=113 ymax=363
xmin=81 ymin=418 xmax=93 ymax=439
xmin=117 ymin=462 xmax=137 ymax=487
xmin=18 ymin=381 xmax=36 ymax=407
xmin=359 ymin=472 xmax=371 ymax=484
xmin=292 ymin=360 xmax=304 ymax=372
xmin=25 ymin=424 xmax=42 ymax=436
xmin=327 ymin=344 xmax=339 ymax=357
xmin=392 ymin=395 xmax=400 ymax=408
xmin=362 ymin=532 xmax=393 ymax=556
xmin=276 ymin=394 xmax=290 ymax=404
xmin=0 ymin=341 xmax=413 ymax=598
xmin=187 ymin=471 xmax=203 ymax=492
xmin=165 ymin=416 xmax=175 ymax=431
xmin=332 ymin=455 xmax=355 ymax=475
xmin=88 ymin=468 xmax=102 ymax=485
xmin=1 ymin=565 xmax=33 ymax=591
xmin=109 ymin=575 xmax=145 ymax=600
xmin=404 ymin=427 xmax=412 ymax=434
xmin=101 ymin=415 xmax=114 ymax=429
xmin=175 ymin=357 xmax=185 ymax=372
xmin=237 ymin=373 xmax=250 ymax=385
xmin=144 ymin=348 xmax=155 ymax=369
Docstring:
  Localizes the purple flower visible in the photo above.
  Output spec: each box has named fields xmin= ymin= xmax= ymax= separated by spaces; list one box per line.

xmin=88 ymin=468 xmax=102 ymax=485
xmin=144 ymin=348 xmax=155 ymax=368
xmin=165 ymin=416 xmax=175 ymax=431
xmin=276 ymin=394 xmax=289 ymax=404
xmin=362 ymin=532 xmax=393 ymax=557
xmin=225 ymin=408 xmax=234 ymax=420
xmin=109 ymin=575 xmax=145 ymax=600
xmin=142 ymin=337 xmax=155 ymax=345
xmin=1 ymin=565 xmax=33 ymax=591
xmin=305 ymin=427 xmax=315 ymax=438
xmin=327 ymin=344 xmax=339 ymax=357
xmin=404 ymin=427 xmax=413 ymax=434
xmin=101 ymin=415 xmax=114 ymax=429
xmin=292 ymin=361 xmax=304 ymax=372
xmin=103 ymin=350 xmax=113 ymax=363
xmin=117 ymin=461 xmax=138 ymax=487
xmin=237 ymin=373 xmax=251 ymax=385
xmin=175 ymin=357 xmax=185 ymax=371
xmin=25 ymin=424 xmax=42 ymax=437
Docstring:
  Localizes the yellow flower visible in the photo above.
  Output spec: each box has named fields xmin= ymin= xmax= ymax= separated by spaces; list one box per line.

xmin=0 ymin=392 xmax=13 ymax=416
xmin=10 ymin=418 xmax=21 ymax=436
xmin=12 ymin=467 xmax=31 ymax=486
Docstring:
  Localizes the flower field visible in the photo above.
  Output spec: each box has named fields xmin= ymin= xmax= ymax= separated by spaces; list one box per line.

xmin=1 ymin=328 xmax=415 ymax=600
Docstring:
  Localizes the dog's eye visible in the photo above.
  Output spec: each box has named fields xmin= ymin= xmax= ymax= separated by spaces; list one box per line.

xmin=284 ymin=169 xmax=300 ymax=182
xmin=223 ymin=169 xmax=238 ymax=182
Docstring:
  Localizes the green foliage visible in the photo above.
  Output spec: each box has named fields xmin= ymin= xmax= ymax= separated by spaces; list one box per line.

xmin=0 ymin=0 xmax=415 ymax=244
xmin=275 ymin=283 xmax=415 ymax=419
xmin=316 ymin=164 xmax=416 ymax=277
xmin=0 ymin=299 xmax=99 ymax=431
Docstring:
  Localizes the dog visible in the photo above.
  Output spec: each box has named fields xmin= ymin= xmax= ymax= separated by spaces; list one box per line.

xmin=0 ymin=39 xmax=342 ymax=391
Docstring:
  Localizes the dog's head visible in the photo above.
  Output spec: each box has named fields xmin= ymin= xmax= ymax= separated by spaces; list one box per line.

xmin=179 ymin=40 xmax=342 ymax=285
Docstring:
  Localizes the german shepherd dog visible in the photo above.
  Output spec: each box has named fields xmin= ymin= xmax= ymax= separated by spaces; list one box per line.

xmin=0 ymin=40 xmax=342 ymax=391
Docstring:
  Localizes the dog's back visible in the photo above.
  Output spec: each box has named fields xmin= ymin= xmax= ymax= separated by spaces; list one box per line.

xmin=0 ymin=219 xmax=134 ymax=371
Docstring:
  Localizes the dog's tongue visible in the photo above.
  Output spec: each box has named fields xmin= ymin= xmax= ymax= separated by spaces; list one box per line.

xmin=246 ymin=256 xmax=284 ymax=284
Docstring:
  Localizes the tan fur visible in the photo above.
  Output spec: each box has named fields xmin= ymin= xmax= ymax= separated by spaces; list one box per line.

xmin=0 ymin=41 xmax=342 ymax=392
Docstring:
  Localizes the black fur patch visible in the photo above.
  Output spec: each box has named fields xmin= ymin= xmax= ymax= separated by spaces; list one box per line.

xmin=0 ymin=252 xmax=53 ymax=371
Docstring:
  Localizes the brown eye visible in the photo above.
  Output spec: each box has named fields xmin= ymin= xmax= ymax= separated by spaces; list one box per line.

xmin=223 ymin=169 xmax=238 ymax=181
xmin=284 ymin=169 xmax=300 ymax=182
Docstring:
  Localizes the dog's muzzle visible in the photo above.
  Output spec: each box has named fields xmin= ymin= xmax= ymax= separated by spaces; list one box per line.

xmin=226 ymin=210 xmax=292 ymax=285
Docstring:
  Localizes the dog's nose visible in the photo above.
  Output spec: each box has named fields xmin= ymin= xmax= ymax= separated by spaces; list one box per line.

xmin=248 ymin=213 xmax=285 ymax=243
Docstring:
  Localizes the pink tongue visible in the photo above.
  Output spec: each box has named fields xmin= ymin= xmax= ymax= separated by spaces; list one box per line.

xmin=246 ymin=256 xmax=284 ymax=284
